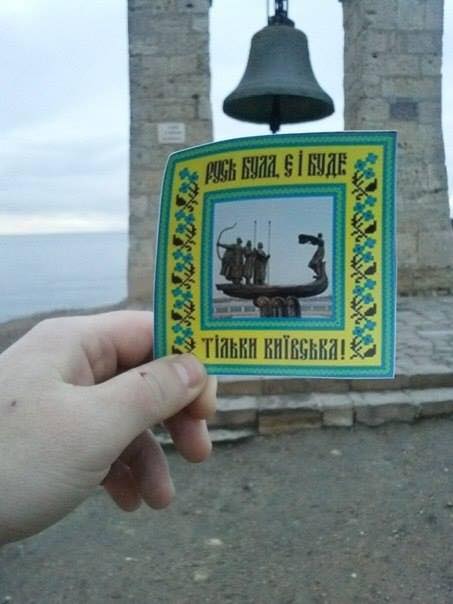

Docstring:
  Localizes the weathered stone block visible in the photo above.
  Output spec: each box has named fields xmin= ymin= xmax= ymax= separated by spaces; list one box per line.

xmin=350 ymin=374 xmax=410 ymax=391
xmin=396 ymin=232 xmax=418 ymax=267
xmin=261 ymin=379 xmax=311 ymax=396
xmin=259 ymin=410 xmax=323 ymax=435
xmin=177 ymin=0 xmax=211 ymax=13
xmin=382 ymin=76 xmax=439 ymax=100
xmin=411 ymin=388 xmax=453 ymax=417
xmin=129 ymin=195 xmax=149 ymax=219
xmin=397 ymin=0 xmax=426 ymax=30
xmin=209 ymin=396 xmax=257 ymax=429
xmin=383 ymin=55 xmax=420 ymax=77
xmin=323 ymin=407 xmax=354 ymax=428
xmin=407 ymin=363 xmax=453 ymax=389
xmin=197 ymin=96 xmax=212 ymax=120
xmin=366 ymin=31 xmax=390 ymax=53
xmin=420 ymin=55 xmax=442 ymax=77
xmin=258 ymin=394 xmax=313 ymax=412
xmin=424 ymin=2 xmax=445 ymax=31
xmin=192 ymin=14 xmax=209 ymax=32
xmin=352 ymin=391 xmax=417 ymax=426
xmin=405 ymin=32 xmax=442 ymax=55
xmin=361 ymin=1 xmax=399 ymax=30
xmin=389 ymin=98 xmax=419 ymax=120
xmin=418 ymin=231 xmax=453 ymax=270
xmin=128 ymin=267 xmax=154 ymax=302
xmin=217 ymin=377 xmax=263 ymax=397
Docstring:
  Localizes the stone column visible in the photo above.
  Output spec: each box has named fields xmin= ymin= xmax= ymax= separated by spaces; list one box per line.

xmin=342 ymin=0 xmax=453 ymax=293
xmin=128 ymin=0 xmax=212 ymax=303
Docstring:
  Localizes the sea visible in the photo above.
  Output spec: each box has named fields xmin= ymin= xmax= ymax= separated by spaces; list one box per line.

xmin=0 ymin=232 xmax=129 ymax=323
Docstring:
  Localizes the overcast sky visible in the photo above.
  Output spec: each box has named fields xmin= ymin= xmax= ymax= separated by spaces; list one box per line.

xmin=0 ymin=0 xmax=452 ymax=234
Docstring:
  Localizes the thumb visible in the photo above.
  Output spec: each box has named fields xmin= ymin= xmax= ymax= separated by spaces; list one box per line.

xmin=88 ymin=354 xmax=207 ymax=451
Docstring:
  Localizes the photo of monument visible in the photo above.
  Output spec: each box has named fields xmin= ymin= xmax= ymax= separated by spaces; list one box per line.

xmin=212 ymin=196 xmax=334 ymax=319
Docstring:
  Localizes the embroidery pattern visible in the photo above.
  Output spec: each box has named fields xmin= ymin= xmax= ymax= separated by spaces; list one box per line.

xmin=349 ymin=153 xmax=379 ymax=360
xmin=170 ymin=168 xmax=199 ymax=353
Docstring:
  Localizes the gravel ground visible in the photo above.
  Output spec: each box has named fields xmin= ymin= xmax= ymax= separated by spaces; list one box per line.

xmin=1 ymin=418 xmax=453 ymax=604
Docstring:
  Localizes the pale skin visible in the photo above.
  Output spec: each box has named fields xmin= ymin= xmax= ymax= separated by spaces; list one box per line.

xmin=0 ymin=311 xmax=217 ymax=545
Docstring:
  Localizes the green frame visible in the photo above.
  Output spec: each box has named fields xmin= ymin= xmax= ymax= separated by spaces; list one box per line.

xmin=201 ymin=184 xmax=345 ymax=330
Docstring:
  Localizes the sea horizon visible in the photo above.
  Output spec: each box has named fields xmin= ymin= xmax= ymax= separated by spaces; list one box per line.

xmin=0 ymin=231 xmax=130 ymax=324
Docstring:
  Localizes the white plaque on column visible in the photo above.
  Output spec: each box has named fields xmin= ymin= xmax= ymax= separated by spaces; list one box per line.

xmin=158 ymin=123 xmax=186 ymax=144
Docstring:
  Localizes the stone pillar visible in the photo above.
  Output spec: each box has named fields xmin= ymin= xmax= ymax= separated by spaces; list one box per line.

xmin=342 ymin=0 xmax=453 ymax=293
xmin=128 ymin=0 xmax=212 ymax=303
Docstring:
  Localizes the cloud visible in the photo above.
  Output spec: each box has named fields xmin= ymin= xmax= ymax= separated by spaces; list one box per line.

xmin=0 ymin=2 xmax=129 ymax=227
xmin=0 ymin=211 xmax=127 ymax=235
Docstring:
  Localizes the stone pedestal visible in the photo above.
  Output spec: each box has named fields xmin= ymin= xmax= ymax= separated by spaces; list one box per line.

xmin=128 ymin=0 xmax=212 ymax=303
xmin=341 ymin=0 xmax=453 ymax=293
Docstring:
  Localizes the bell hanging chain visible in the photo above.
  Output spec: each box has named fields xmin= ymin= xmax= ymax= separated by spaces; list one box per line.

xmin=269 ymin=0 xmax=292 ymax=26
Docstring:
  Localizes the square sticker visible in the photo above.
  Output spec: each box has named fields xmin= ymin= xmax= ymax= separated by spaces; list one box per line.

xmin=154 ymin=131 xmax=397 ymax=378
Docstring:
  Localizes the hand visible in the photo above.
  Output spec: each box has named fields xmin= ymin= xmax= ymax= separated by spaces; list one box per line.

xmin=0 ymin=311 xmax=217 ymax=545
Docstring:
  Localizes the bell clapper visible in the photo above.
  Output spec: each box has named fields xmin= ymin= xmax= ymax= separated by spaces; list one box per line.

xmin=270 ymin=96 xmax=281 ymax=134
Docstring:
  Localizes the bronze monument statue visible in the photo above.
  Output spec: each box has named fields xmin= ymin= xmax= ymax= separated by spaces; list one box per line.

xmin=216 ymin=227 xmax=327 ymax=318
xmin=299 ymin=232 xmax=325 ymax=279
xmin=253 ymin=242 xmax=270 ymax=285
xmin=243 ymin=240 xmax=255 ymax=285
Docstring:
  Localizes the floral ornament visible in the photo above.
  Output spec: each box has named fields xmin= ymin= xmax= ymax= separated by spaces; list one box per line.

xmin=179 ymin=168 xmax=191 ymax=179
xmin=355 ymin=160 xmax=366 ymax=171
xmin=178 ymin=168 xmax=199 ymax=195
xmin=170 ymin=166 xmax=200 ymax=354
xmin=350 ymin=152 xmax=380 ymax=360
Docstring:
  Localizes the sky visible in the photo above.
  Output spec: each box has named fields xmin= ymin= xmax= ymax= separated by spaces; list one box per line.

xmin=0 ymin=0 xmax=452 ymax=235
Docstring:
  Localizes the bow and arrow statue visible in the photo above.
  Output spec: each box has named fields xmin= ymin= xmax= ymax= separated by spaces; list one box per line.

xmin=216 ymin=222 xmax=245 ymax=285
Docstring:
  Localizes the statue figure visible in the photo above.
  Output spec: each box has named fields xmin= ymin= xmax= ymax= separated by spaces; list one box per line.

xmin=298 ymin=233 xmax=325 ymax=279
xmin=218 ymin=237 xmax=244 ymax=285
xmin=243 ymin=240 xmax=255 ymax=285
xmin=253 ymin=242 xmax=270 ymax=285
xmin=308 ymin=233 xmax=325 ymax=279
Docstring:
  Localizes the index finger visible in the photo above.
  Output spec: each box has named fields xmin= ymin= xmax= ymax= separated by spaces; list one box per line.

xmin=25 ymin=311 xmax=154 ymax=385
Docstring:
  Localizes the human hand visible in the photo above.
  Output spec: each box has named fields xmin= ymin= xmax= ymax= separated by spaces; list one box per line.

xmin=0 ymin=311 xmax=217 ymax=545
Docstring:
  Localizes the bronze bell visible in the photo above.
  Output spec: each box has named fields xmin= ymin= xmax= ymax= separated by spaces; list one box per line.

xmin=223 ymin=3 xmax=334 ymax=133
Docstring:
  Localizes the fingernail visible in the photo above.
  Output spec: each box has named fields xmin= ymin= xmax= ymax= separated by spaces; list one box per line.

xmin=173 ymin=354 xmax=205 ymax=388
